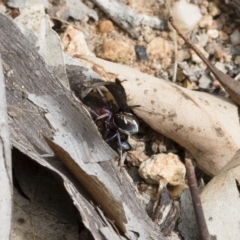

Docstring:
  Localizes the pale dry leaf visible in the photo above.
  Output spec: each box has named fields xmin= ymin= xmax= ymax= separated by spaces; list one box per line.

xmin=80 ymin=55 xmax=240 ymax=177
xmin=201 ymin=149 xmax=240 ymax=239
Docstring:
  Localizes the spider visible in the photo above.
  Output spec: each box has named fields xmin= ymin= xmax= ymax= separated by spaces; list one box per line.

xmin=82 ymin=83 xmax=139 ymax=161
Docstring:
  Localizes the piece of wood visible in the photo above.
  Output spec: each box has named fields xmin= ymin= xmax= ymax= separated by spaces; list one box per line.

xmin=0 ymin=13 xmax=165 ymax=239
xmin=92 ymin=0 xmax=165 ymax=38
xmin=185 ymin=158 xmax=210 ymax=240
xmin=0 ymin=55 xmax=12 ymax=240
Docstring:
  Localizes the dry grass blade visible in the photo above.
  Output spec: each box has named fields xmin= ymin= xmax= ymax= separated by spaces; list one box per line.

xmin=169 ymin=16 xmax=240 ymax=106
xmin=185 ymin=158 xmax=210 ymax=240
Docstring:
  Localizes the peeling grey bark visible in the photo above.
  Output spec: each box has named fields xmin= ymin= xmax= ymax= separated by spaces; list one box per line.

xmin=0 ymin=13 xmax=166 ymax=239
xmin=0 ymin=56 xmax=12 ymax=240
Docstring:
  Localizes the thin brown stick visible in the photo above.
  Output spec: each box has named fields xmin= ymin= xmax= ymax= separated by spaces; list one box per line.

xmin=169 ymin=16 xmax=240 ymax=106
xmin=185 ymin=158 xmax=210 ymax=240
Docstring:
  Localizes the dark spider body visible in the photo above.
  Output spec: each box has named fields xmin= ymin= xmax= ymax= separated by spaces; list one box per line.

xmin=82 ymin=80 xmax=139 ymax=153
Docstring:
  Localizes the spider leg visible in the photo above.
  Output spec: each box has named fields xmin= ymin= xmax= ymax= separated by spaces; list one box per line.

xmin=95 ymin=113 xmax=109 ymax=122
xmin=84 ymin=106 xmax=100 ymax=118
xmin=96 ymin=87 xmax=109 ymax=108
xmin=105 ymin=133 xmax=117 ymax=142
xmin=116 ymin=131 xmax=124 ymax=166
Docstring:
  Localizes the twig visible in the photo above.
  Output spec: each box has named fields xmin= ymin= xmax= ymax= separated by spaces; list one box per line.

xmin=185 ymin=158 xmax=210 ymax=240
xmin=92 ymin=0 xmax=165 ymax=38
xmin=165 ymin=0 xmax=178 ymax=82
xmin=169 ymin=16 xmax=240 ymax=106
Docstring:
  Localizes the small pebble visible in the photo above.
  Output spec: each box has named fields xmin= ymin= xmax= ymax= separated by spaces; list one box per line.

xmin=98 ymin=20 xmax=114 ymax=33
xmin=234 ymin=56 xmax=240 ymax=65
xmin=142 ymin=25 xmax=155 ymax=43
xmin=207 ymin=29 xmax=219 ymax=39
xmin=199 ymin=15 xmax=213 ymax=29
xmin=208 ymin=2 xmax=221 ymax=17
xmin=128 ymin=137 xmax=145 ymax=152
xmin=183 ymin=79 xmax=197 ymax=89
xmin=219 ymin=31 xmax=229 ymax=41
xmin=126 ymin=150 xmax=149 ymax=166
xmin=84 ymin=0 xmax=94 ymax=8
xmin=197 ymin=33 xmax=208 ymax=47
xmin=190 ymin=44 xmax=209 ymax=63
xmin=198 ymin=73 xmax=212 ymax=89
xmin=147 ymin=37 xmax=171 ymax=60
xmin=98 ymin=39 xmax=134 ymax=63
xmin=202 ymin=1 xmax=209 ymax=7
xmin=200 ymin=6 xmax=208 ymax=15
xmin=135 ymin=45 xmax=148 ymax=61
xmin=170 ymin=0 xmax=202 ymax=33
xmin=138 ymin=153 xmax=186 ymax=186
xmin=177 ymin=49 xmax=190 ymax=62
xmin=215 ymin=62 xmax=227 ymax=73
xmin=230 ymin=29 xmax=240 ymax=45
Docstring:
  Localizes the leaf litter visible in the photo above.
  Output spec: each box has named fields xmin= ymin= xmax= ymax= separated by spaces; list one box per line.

xmin=2 ymin=0 xmax=240 ymax=239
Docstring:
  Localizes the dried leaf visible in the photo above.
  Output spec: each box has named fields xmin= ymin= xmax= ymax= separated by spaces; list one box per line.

xmin=81 ymin=56 xmax=240 ymax=177
xmin=201 ymin=149 xmax=240 ymax=239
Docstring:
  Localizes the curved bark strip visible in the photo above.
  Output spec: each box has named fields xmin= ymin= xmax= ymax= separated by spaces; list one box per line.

xmin=0 ymin=13 xmax=165 ymax=239
xmin=81 ymin=55 xmax=240 ymax=177
xmin=0 ymin=56 xmax=12 ymax=240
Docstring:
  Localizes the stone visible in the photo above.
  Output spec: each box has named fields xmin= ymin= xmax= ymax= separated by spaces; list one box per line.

xmin=183 ymin=79 xmax=197 ymax=89
xmin=190 ymin=44 xmax=209 ymax=63
xmin=234 ymin=55 xmax=240 ymax=65
xmin=98 ymin=20 xmax=114 ymax=33
xmin=147 ymin=37 xmax=171 ymax=60
xmin=207 ymin=29 xmax=219 ymax=39
xmin=170 ymin=0 xmax=202 ymax=33
xmin=208 ymin=2 xmax=221 ymax=17
xmin=62 ymin=25 xmax=94 ymax=57
xmin=98 ymin=39 xmax=134 ymax=63
xmin=219 ymin=31 xmax=229 ymax=41
xmin=198 ymin=73 xmax=211 ymax=89
xmin=230 ymin=29 xmax=240 ymax=45
xmin=177 ymin=49 xmax=190 ymax=62
xmin=197 ymin=33 xmax=208 ymax=47
xmin=126 ymin=150 xmax=149 ymax=166
xmin=199 ymin=14 xmax=213 ymax=29
xmin=138 ymin=153 xmax=186 ymax=185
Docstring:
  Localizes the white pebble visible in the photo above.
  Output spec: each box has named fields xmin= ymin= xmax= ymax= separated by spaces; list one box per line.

xmin=177 ymin=49 xmax=190 ymax=62
xmin=199 ymin=73 xmax=211 ymax=89
xmin=197 ymin=33 xmax=208 ymax=47
xmin=199 ymin=15 xmax=213 ymax=29
xmin=215 ymin=62 xmax=227 ymax=73
xmin=235 ymin=56 xmax=240 ymax=65
xmin=207 ymin=29 xmax=219 ymax=39
xmin=230 ymin=29 xmax=240 ymax=45
xmin=190 ymin=44 xmax=209 ymax=63
xmin=208 ymin=2 xmax=221 ymax=17
xmin=170 ymin=0 xmax=202 ymax=33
